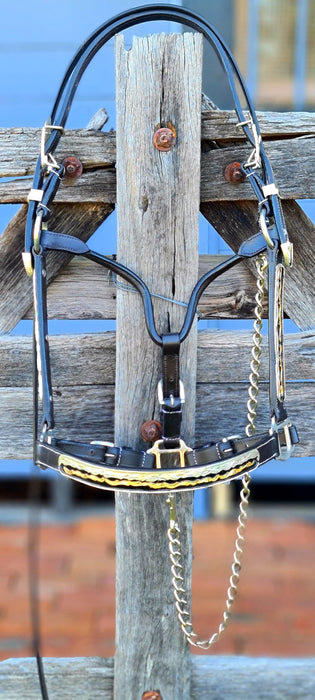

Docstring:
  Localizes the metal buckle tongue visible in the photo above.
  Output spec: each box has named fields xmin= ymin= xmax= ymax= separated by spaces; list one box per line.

xmin=147 ymin=438 xmax=192 ymax=469
xmin=271 ymin=418 xmax=295 ymax=461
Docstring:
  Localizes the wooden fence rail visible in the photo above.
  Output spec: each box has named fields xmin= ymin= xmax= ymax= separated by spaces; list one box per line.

xmin=1 ymin=656 xmax=315 ymax=700
xmin=0 ymin=331 xmax=314 ymax=460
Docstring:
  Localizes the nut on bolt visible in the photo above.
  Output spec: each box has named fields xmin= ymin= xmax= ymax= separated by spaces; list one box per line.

xmin=224 ymin=161 xmax=245 ymax=183
xmin=62 ymin=155 xmax=83 ymax=179
xmin=153 ymin=124 xmax=176 ymax=151
xmin=141 ymin=420 xmax=162 ymax=443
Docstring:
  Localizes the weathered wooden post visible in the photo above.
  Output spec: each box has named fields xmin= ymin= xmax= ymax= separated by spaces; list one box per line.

xmin=114 ymin=31 xmax=203 ymax=698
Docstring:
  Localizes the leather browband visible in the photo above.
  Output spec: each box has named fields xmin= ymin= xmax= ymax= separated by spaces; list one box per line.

xmin=25 ymin=4 xmax=298 ymax=493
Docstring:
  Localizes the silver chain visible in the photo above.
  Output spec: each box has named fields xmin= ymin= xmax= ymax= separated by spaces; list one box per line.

xmin=166 ymin=253 xmax=268 ymax=649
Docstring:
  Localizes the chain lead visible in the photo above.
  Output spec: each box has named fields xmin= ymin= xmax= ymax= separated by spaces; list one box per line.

xmin=166 ymin=253 xmax=268 ymax=649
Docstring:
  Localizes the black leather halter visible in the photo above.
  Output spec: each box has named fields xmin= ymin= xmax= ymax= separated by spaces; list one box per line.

xmin=24 ymin=4 xmax=298 ymax=493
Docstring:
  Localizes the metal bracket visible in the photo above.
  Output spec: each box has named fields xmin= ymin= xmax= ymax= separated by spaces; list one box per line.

xmin=271 ymin=418 xmax=295 ymax=461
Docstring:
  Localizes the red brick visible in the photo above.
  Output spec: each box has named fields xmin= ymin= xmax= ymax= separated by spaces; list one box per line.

xmin=1 ymin=515 xmax=315 ymax=660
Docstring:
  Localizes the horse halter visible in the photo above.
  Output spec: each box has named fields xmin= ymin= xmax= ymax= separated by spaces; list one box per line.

xmin=24 ymin=3 xmax=298 ymax=493
xmin=22 ymin=5 xmax=302 ymax=684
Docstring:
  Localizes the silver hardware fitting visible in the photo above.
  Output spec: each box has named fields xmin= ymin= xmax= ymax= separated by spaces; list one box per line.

xmin=22 ymin=209 xmax=45 ymax=277
xmin=281 ymin=240 xmax=294 ymax=268
xmin=237 ymin=114 xmax=261 ymax=170
xmin=258 ymin=189 xmax=293 ymax=268
xmin=259 ymin=209 xmax=275 ymax=250
xmin=33 ymin=209 xmax=44 ymax=253
xmin=90 ymin=440 xmax=116 ymax=458
xmin=27 ymin=188 xmax=44 ymax=203
xmin=222 ymin=434 xmax=241 ymax=442
xmin=262 ymin=183 xmax=279 ymax=198
xmin=90 ymin=440 xmax=114 ymax=446
xmin=39 ymin=423 xmax=53 ymax=444
xmin=221 ymin=434 xmax=241 ymax=454
xmin=270 ymin=417 xmax=295 ymax=461
xmin=40 ymin=121 xmax=64 ymax=171
xmin=157 ymin=379 xmax=185 ymax=406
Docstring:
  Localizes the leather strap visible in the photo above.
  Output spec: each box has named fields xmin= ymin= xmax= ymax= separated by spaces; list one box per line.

xmin=33 ymin=249 xmax=54 ymax=430
xmin=267 ymin=244 xmax=287 ymax=422
xmin=25 ymin=3 xmax=298 ymax=493
xmin=160 ymin=334 xmax=182 ymax=446
xmin=34 ymin=427 xmax=299 ymax=493
xmin=24 ymin=4 xmax=291 ymax=270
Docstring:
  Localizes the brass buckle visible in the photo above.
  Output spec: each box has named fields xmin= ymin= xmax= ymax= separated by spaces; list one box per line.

xmin=147 ymin=438 xmax=192 ymax=469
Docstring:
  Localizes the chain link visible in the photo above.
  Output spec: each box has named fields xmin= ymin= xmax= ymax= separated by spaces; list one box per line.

xmin=166 ymin=253 xmax=268 ymax=649
xmin=246 ymin=253 xmax=268 ymax=438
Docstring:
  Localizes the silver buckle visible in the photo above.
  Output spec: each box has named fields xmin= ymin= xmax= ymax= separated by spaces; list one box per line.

xmin=90 ymin=440 xmax=116 ymax=458
xmin=40 ymin=121 xmax=64 ymax=170
xmin=271 ymin=418 xmax=295 ymax=461
xmin=259 ymin=209 xmax=275 ymax=250
xmin=157 ymin=379 xmax=185 ymax=406
xmin=221 ymin=434 xmax=241 ymax=454
xmin=90 ymin=440 xmax=114 ymax=446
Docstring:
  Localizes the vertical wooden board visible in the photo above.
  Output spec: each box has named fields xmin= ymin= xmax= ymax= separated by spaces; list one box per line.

xmin=114 ymin=32 xmax=203 ymax=699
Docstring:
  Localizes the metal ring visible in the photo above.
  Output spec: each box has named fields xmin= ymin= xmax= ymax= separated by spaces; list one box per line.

xmin=33 ymin=210 xmax=44 ymax=253
xmin=259 ymin=210 xmax=275 ymax=249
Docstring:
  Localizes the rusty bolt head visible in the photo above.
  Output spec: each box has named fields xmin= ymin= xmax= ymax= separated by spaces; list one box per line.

xmin=153 ymin=126 xmax=176 ymax=151
xmin=62 ymin=156 xmax=83 ymax=179
xmin=141 ymin=420 xmax=162 ymax=443
xmin=142 ymin=692 xmax=162 ymax=700
xmin=224 ymin=161 xmax=245 ymax=184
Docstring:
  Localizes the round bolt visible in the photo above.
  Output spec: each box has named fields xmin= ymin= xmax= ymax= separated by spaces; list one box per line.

xmin=62 ymin=155 xmax=83 ymax=179
xmin=142 ymin=692 xmax=162 ymax=700
xmin=141 ymin=420 xmax=162 ymax=443
xmin=153 ymin=126 xmax=176 ymax=151
xmin=224 ymin=161 xmax=245 ymax=184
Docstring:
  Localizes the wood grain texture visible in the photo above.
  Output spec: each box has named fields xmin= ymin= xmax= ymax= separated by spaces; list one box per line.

xmin=1 ymin=656 xmax=315 ymax=700
xmin=2 ymin=330 xmax=313 ymax=387
xmin=1 ymin=110 xmax=314 ymax=175
xmin=200 ymin=137 xmax=315 ymax=201
xmin=201 ymin=200 xmax=315 ymax=331
xmin=22 ymin=254 xmax=268 ymax=321
xmin=0 ymin=111 xmax=115 ymax=335
xmin=0 ymin=202 xmax=114 ymax=334
xmin=3 ymin=139 xmax=315 ymax=204
xmin=1 ymin=112 xmax=314 ymax=204
xmin=1 ymin=380 xmax=312 ymax=460
xmin=0 ymin=331 xmax=313 ymax=460
xmin=1 ymin=170 xmax=116 ymax=204
xmin=113 ymin=32 xmax=203 ymax=699
xmin=0 ymin=127 xmax=116 ymax=175
xmin=200 ymin=109 xmax=315 ymax=141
